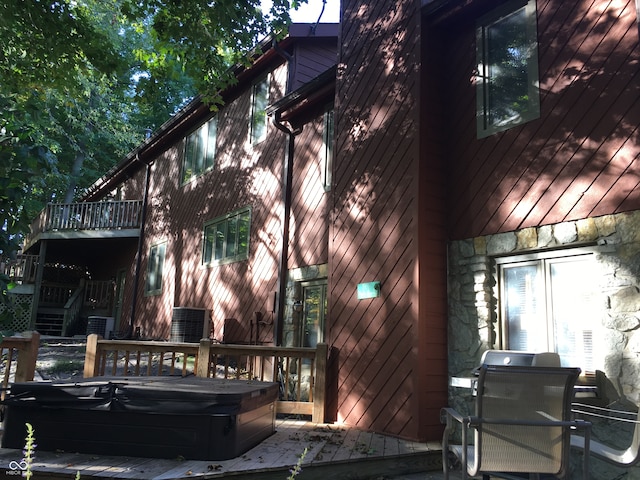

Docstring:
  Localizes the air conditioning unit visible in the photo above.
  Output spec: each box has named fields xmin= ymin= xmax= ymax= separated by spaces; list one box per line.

xmin=171 ymin=307 xmax=209 ymax=343
xmin=87 ymin=316 xmax=115 ymax=339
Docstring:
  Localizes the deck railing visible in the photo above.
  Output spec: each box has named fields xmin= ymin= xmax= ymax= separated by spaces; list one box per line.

xmin=1 ymin=255 xmax=39 ymax=284
xmin=0 ymin=332 xmax=40 ymax=400
xmin=29 ymin=200 xmax=142 ymax=238
xmin=83 ymin=335 xmax=328 ymax=423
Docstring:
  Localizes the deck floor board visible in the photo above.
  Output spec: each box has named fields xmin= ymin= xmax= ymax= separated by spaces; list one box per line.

xmin=0 ymin=419 xmax=440 ymax=479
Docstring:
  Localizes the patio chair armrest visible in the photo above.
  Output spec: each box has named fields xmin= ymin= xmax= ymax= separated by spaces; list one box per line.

xmin=441 ymin=407 xmax=466 ymax=426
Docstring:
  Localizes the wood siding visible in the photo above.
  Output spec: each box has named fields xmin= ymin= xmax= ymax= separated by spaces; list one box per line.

xmin=290 ymin=38 xmax=339 ymax=91
xmin=289 ymin=113 xmax=330 ymax=269
xmin=124 ymin=62 xmax=290 ymax=342
xmin=331 ymin=0 xmax=447 ymax=441
xmin=434 ymin=0 xmax=640 ymax=240
xmin=115 ymin=53 xmax=336 ymax=344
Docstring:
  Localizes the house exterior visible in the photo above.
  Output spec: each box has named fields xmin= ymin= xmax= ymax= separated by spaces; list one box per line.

xmin=7 ymin=1 xmax=640 ymax=471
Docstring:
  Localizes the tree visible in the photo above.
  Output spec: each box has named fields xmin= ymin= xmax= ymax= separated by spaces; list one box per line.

xmin=0 ymin=0 xmax=303 ymax=310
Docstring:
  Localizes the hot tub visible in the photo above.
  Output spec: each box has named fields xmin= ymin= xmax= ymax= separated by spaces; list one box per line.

xmin=1 ymin=376 xmax=278 ymax=460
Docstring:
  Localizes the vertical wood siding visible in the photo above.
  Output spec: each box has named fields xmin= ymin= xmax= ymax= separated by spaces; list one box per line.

xmin=332 ymin=0 xmax=439 ymax=440
xmin=439 ymin=0 xmax=640 ymax=240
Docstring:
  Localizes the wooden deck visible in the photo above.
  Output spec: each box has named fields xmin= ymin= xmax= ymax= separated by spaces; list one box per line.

xmin=0 ymin=419 xmax=442 ymax=480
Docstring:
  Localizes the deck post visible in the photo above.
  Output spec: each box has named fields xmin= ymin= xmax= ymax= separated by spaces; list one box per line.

xmin=84 ymin=333 xmax=101 ymax=378
xmin=196 ymin=338 xmax=211 ymax=378
xmin=15 ymin=331 xmax=40 ymax=382
xmin=313 ymin=342 xmax=328 ymax=423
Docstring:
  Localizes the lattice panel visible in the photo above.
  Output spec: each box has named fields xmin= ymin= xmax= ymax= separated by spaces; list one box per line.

xmin=0 ymin=293 xmax=34 ymax=332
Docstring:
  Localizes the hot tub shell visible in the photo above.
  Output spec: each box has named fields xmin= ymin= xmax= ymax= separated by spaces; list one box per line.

xmin=2 ymin=376 xmax=278 ymax=460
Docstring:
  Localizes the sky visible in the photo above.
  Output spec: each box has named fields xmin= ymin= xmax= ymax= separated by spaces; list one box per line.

xmin=262 ymin=0 xmax=341 ymax=23
xmin=290 ymin=0 xmax=340 ymax=23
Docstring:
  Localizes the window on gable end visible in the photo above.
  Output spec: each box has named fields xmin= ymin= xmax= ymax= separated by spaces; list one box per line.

xmin=145 ymin=241 xmax=166 ymax=296
xmin=203 ymin=208 xmax=251 ymax=266
xmin=250 ymin=76 xmax=269 ymax=145
xmin=476 ymin=0 xmax=540 ymax=138
xmin=182 ymin=116 xmax=217 ymax=184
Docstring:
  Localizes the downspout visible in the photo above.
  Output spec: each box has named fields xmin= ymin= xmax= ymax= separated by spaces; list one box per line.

xmin=129 ymin=155 xmax=152 ymax=338
xmin=272 ymin=112 xmax=302 ymax=345
xmin=271 ymin=40 xmax=298 ymax=345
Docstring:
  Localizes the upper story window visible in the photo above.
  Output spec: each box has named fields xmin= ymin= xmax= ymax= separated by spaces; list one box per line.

xmin=322 ymin=106 xmax=334 ymax=192
xmin=145 ymin=241 xmax=166 ymax=296
xmin=496 ymin=248 xmax=602 ymax=375
xmin=250 ymin=76 xmax=269 ymax=144
xmin=476 ymin=0 xmax=540 ymax=138
xmin=203 ymin=207 xmax=251 ymax=266
xmin=182 ymin=116 xmax=217 ymax=184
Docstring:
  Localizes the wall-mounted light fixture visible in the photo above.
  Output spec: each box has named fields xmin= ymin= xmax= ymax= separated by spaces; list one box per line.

xmin=293 ymin=300 xmax=303 ymax=312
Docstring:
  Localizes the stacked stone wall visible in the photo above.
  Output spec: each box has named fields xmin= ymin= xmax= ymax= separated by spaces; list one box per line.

xmin=448 ymin=211 xmax=640 ymax=479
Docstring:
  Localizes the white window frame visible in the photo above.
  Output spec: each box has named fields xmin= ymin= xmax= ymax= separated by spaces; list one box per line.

xmin=250 ymin=76 xmax=269 ymax=145
xmin=182 ymin=116 xmax=217 ymax=184
xmin=202 ymin=207 xmax=251 ymax=266
xmin=476 ymin=0 xmax=540 ymax=138
xmin=495 ymin=247 xmax=602 ymax=374
xmin=145 ymin=241 xmax=166 ymax=296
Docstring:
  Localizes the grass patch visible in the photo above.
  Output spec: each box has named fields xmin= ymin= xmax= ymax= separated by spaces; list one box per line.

xmin=44 ymin=359 xmax=85 ymax=374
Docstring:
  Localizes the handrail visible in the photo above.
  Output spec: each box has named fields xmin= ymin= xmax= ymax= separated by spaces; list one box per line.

xmin=83 ymin=335 xmax=328 ymax=423
xmin=27 ymin=200 xmax=143 ymax=243
xmin=572 ymin=402 xmax=640 ymax=467
xmin=0 ymin=332 xmax=40 ymax=400
xmin=62 ymin=282 xmax=85 ymax=336
xmin=1 ymin=255 xmax=39 ymax=284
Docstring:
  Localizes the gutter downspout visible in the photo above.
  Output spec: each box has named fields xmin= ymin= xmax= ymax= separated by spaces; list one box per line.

xmin=129 ymin=155 xmax=152 ymax=338
xmin=272 ymin=112 xmax=302 ymax=345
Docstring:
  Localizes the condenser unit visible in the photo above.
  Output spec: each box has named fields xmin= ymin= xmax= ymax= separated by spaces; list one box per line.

xmin=171 ymin=307 xmax=209 ymax=343
xmin=87 ymin=316 xmax=115 ymax=339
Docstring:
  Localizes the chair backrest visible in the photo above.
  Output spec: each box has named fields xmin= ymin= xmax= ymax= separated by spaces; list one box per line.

xmin=473 ymin=365 xmax=580 ymax=477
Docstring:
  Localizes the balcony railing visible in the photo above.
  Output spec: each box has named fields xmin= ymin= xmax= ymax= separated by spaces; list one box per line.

xmin=1 ymin=255 xmax=39 ymax=284
xmin=28 ymin=200 xmax=143 ymax=241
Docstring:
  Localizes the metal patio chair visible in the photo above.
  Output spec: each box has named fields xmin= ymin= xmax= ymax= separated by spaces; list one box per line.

xmin=571 ymin=402 xmax=640 ymax=467
xmin=442 ymin=364 xmax=591 ymax=480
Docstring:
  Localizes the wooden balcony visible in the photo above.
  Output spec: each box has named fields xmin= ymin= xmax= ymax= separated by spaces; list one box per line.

xmin=24 ymin=200 xmax=142 ymax=250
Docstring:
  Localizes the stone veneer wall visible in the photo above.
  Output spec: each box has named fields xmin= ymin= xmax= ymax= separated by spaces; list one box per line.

xmin=447 ymin=211 xmax=640 ymax=479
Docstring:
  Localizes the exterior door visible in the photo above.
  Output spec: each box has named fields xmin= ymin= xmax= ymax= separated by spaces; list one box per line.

xmin=300 ymin=281 xmax=327 ymax=348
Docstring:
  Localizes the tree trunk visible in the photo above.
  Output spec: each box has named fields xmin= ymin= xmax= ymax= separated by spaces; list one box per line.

xmin=63 ymin=151 xmax=85 ymax=203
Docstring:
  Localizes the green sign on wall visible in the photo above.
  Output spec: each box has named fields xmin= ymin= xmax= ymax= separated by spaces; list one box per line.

xmin=357 ymin=281 xmax=381 ymax=300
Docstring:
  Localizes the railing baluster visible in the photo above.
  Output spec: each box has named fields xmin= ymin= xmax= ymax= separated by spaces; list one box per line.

xmin=135 ymin=351 xmax=141 ymax=375
xmin=111 ymin=351 xmax=118 ymax=376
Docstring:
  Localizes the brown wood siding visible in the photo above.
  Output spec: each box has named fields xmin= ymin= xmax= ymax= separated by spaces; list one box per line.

xmin=289 ymin=114 xmax=329 ymax=269
xmin=130 ymin=64 xmax=289 ymax=342
xmin=331 ymin=0 xmax=444 ymax=440
xmin=290 ymin=39 xmax=338 ymax=91
xmin=440 ymin=0 xmax=640 ymax=240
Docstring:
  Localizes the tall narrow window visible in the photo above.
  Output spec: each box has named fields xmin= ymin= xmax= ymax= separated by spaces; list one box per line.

xmin=145 ymin=242 xmax=166 ymax=295
xmin=250 ymin=76 xmax=269 ymax=144
xmin=497 ymin=250 xmax=601 ymax=373
xmin=476 ymin=0 xmax=540 ymax=138
xmin=322 ymin=107 xmax=334 ymax=191
xmin=203 ymin=208 xmax=251 ymax=266
xmin=182 ymin=116 xmax=217 ymax=184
